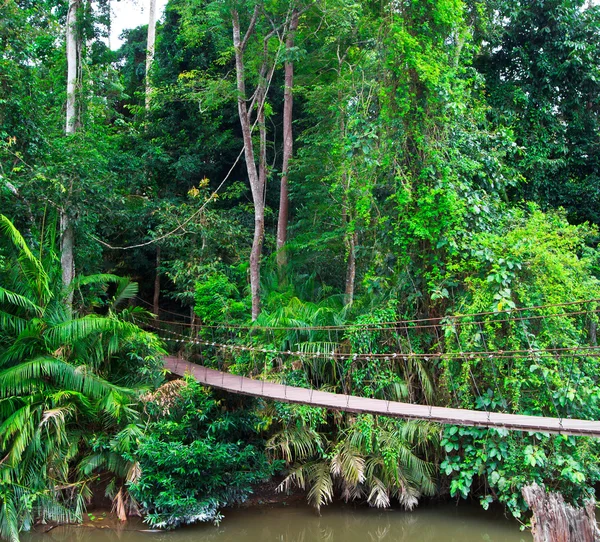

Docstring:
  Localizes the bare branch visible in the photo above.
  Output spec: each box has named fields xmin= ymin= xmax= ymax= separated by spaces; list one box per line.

xmin=240 ymin=4 xmax=260 ymax=52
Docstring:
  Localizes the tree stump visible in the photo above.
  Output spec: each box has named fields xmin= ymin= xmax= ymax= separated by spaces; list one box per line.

xmin=522 ymin=483 xmax=600 ymax=542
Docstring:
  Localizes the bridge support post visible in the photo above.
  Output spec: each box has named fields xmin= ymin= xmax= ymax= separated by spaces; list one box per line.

xmin=522 ymin=483 xmax=600 ymax=542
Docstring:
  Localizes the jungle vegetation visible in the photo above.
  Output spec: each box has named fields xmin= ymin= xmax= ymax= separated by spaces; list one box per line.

xmin=1 ymin=0 xmax=600 ymax=538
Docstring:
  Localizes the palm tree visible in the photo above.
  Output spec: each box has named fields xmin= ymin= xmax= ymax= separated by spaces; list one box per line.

xmin=269 ymin=413 xmax=438 ymax=512
xmin=0 ymin=215 xmax=163 ymax=541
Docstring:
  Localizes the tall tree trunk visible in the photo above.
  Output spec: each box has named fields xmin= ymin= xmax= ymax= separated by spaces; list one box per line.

xmin=337 ymin=71 xmax=355 ymax=306
xmin=63 ymin=0 xmax=80 ymax=303
xmin=522 ymin=483 xmax=600 ymax=542
xmin=146 ymin=0 xmax=158 ymax=314
xmin=276 ymin=8 xmax=299 ymax=271
xmin=344 ymin=229 xmax=357 ymax=306
xmin=253 ymin=79 xmax=267 ymax=319
xmin=60 ymin=214 xmax=75 ymax=305
xmin=232 ymin=8 xmax=264 ymax=321
xmin=190 ymin=307 xmax=197 ymax=339
xmin=65 ymin=0 xmax=79 ymax=135
xmin=145 ymin=0 xmax=157 ymax=110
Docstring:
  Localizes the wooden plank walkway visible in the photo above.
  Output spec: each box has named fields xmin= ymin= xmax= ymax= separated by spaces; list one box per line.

xmin=164 ymin=356 xmax=600 ymax=438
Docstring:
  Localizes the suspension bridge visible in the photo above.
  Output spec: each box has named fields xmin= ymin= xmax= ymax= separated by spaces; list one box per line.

xmin=164 ymin=356 xmax=600 ymax=437
xmin=143 ymin=298 xmax=600 ymax=438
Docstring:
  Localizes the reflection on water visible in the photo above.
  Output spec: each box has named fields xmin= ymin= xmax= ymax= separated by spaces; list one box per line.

xmin=23 ymin=503 xmax=531 ymax=542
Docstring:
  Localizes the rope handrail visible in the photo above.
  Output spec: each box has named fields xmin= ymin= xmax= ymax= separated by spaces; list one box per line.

xmin=150 ymin=308 xmax=599 ymax=332
xmin=150 ymin=323 xmax=600 ymax=360
xmin=143 ymin=297 xmax=600 ymax=332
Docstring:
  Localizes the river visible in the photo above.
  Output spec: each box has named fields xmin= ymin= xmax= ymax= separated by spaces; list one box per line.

xmin=22 ymin=503 xmax=531 ymax=542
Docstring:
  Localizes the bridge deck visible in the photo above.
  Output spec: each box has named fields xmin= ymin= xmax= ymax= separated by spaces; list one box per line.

xmin=164 ymin=356 xmax=600 ymax=438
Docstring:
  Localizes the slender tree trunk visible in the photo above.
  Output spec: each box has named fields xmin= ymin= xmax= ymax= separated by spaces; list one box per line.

xmin=145 ymin=0 xmax=157 ymax=110
xmin=153 ymin=246 xmax=160 ymax=317
xmin=338 ymin=75 xmax=356 ymax=306
xmin=344 ymin=229 xmax=357 ymax=306
xmin=253 ymin=80 xmax=267 ymax=318
xmin=60 ymin=214 xmax=75 ymax=305
xmin=276 ymin=8 xmax=299 ymax=271
xmin=65 ymin=0 xmax=80 ymax=134
xmin=190 ymin=307 xmax=197 ymax=339
xmin=522 ymin=483 xmax=600 ymax=542
xmin=341 ymin=169 xmax=357 ymax=306
xmin=63 ymin=0 xmax=80 ymax=303
xmin=232 ymin=8 xmax=264 ymax=320
xmin=146 ymin=0 xmax=158 ymax=315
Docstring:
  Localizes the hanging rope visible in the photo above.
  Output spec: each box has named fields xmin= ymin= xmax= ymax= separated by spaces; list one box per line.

xmin=146 ymin=298 xmax=600 ymax=331
xmin=147 ymin=322 xmax=600 ymax=360
xmin=94 ymin=28 xmax=286 ymax=252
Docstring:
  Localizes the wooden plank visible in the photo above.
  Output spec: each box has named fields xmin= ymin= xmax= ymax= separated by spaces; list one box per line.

xmin=163 ymin=356 xmax=600 ymax=438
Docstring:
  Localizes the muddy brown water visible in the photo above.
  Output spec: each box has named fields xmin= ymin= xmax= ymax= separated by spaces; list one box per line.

xmin=22 ymin=503 xmax=531 ymax=542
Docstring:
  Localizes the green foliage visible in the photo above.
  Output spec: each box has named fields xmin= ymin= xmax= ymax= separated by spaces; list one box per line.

xmin=438 ymin=207 xmax=600 ymax=519
xmin=0 ymin=215 xmax=164 ymax=539
xmin=195 ymin=270 xmax=248 ymax=324
xmin=4 ymin=0 xmax=600 ymax=531
xmin=453 ymin=207 xmax=599 ymax=313
xmin=129 ymin=380 xmax=279 ymax=529
xmin=441 ymin=426 xmax=600 ymax=518
xmin=477 ymin=0 xmax=600 ymax=224
xmin=270 ymin=410 xmax=438 ymax=512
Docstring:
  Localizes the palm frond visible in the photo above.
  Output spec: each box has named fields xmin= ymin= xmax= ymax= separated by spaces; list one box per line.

xmin=0 ymin=404 xmax=34 ymax=459
xmin=266 ymin=424 xmax=324 ymax=464
xmin=0 ymin=310 xmax=28 ymax=336
xmin=0 ymin=491 xmax=20 ymax=542
xmin=0 ymin=215 xmax=49 ymax=299
xmin=77 ymin=453 xmax=106 ymax=477
xmin=306 ymin=461 xmax=334 ymax=512
xmin=0 ymin=318 xmax=46 ymax=368
xmin=70 ymin=273 xmax=122 ymax=290
xmin=108 ymin=278 xmax=138 ymax=311
xmin=0 ymin=288 xmax=42 ymax=316
xmin=111 ymin=423 xmax=144 ymax=454
xmin=0 ymin=357 xmax=122 ymax=401
xmin=35 ymin=494 xmax=79 ymax=525
xmin=98 ymin=390 xmax=138 ymax=424
xmin=330 ymin=440 xmax=365 ymax=487
xmin=366 ymin=474 xmax=390 ymax=508
xmin=278 ymin=460 xmax=334 ymax=512
xmin=277 ymin=463 xmax=307 ymax=493
xmin=46 ymin=316 xmax=137 ymax=347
